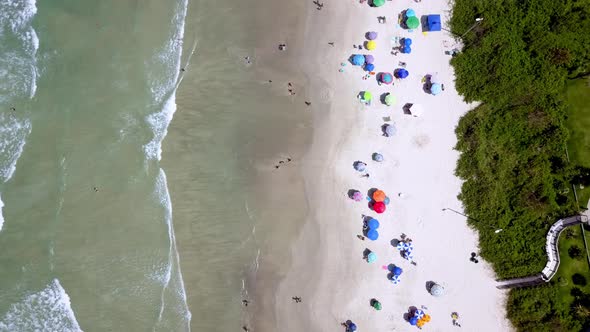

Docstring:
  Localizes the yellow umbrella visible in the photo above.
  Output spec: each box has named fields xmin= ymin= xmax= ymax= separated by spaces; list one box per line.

xmin=424 ymin=314 xmax=432 ymax=322
xmin=366 ymin=40 xmax=376 ymax=50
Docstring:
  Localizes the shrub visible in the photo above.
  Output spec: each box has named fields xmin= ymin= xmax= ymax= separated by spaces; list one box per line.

xmin=572 ymin=273 xmax=587 ymax=286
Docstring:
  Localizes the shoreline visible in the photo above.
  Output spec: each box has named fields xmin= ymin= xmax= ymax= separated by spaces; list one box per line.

xmin=272 ymin=0 xmax=514 ymax=331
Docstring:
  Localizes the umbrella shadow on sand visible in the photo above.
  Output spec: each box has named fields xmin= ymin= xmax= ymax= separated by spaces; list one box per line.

xmin=363 ymin=248 xmax=372 ymax=260
xmin=390 ymin=238 xmax=401 ymax=247
xmin=367 ymin=188 xmax=378 ymax=198
xmin=422 ymin=74 xmax=433 ymax=93
xmin=425 ymin=281 xmax=436 ymax=293
xmin=380 ymin=93 xmax=390 ymax=105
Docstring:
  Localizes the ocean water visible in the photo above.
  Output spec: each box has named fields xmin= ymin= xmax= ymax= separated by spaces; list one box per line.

xmin=0 ymin=0 xmax=191 ymax=330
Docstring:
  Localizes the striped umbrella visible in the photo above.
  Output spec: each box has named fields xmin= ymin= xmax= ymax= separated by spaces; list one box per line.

xmin=396 ymin=242 xmax=405 ymax=251
xmin=414 ymin=309 xmax=425 ymax=319
xmin=390 ymin=274 xmax=401 ymax=284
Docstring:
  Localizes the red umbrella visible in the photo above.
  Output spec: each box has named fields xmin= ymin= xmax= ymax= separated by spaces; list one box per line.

xmin=373 ymin=201 xmax=386 ymax=213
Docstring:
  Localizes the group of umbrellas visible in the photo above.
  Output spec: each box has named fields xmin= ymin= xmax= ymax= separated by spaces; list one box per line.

xmin=388 ymin=264 xmax=403 ymax=284
xmin=409 ymin=309 xmax=432 ymax=328
xmin=401 ymin=37 xmax=412 ymax=54
xmin=396 ymin=239 xmax=414 ymax=261
xmin=404 ymin=8 xmax=420 ymax=30
xmin=369 ymin=189 xmax=389 ymax=214
xmin=364 ymin=217 xmax=380 ymax=241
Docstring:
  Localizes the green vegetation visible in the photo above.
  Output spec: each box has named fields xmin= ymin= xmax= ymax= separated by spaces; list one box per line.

xmin=449 ymin=0 xmax=590 ymax=330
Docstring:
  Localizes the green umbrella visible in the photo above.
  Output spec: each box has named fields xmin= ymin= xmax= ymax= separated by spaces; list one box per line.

xmin=363 ymin=91 xmax=372 ymax=101
xmin=372 ymin=0 xmax=385 ymax=7
xmin=372 ymin=301 xmax=382 ymax=310
xmin=384 ymin=94 xmax=396 ymax=106
xmin=406 ymin=16 xmax=420 ymax=29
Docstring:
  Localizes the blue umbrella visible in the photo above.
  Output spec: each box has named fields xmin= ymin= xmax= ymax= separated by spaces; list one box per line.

xmin=372 ymin=152 xmax=383 ymax=162
xmin=404 ymin=38 xmax=412 ymax=46
xmin=365 ymin=63 xmax=375 ymax=72
xmin=414 ymin=309 xmax=425 ymax=319
xmin=393 ymin=266 xmax=403 ymax=276
xmin=354 ymin=161 xmax=367 ymax=172
xmin=402 ymin=45 xmax=411 ymax=54
xmin=347 ymin=322 xmax=357 ymax=331
xmin=406 ymin=8 xmax=416 ymax=17
xmin=366 ymin=228 xmax=379 ymax=241
xmin=390 ymin=274 xmax=401 ymax=284
xmin=396 ymin=242 xmax=405 ymax=251
xmin=367 ymin=218 xmax=380 ymax=229
xmin=395 ymin=68 xmax=409 ymax=78
xmin=367 ymin=252 xmax=377 ymax=263
xmin=383 ymin=196 xmax=390 ymax=205
xmin=430 ymin=83 xmax=442 ymax=95
xmin=352 ymin=54 xmax=365 ymax=66
xmin=379 ymin=72 xmax=393 ymax=84
xmin=409 ymin=317 xmax=418 ymax=325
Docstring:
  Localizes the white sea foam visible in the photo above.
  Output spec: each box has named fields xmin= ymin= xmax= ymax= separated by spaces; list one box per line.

xmin=0 ymin=279 xmax=83 ymax=332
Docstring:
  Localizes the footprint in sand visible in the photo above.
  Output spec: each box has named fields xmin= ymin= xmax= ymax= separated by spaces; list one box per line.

xmin=412 ymin=135 xmax=430 ymax=148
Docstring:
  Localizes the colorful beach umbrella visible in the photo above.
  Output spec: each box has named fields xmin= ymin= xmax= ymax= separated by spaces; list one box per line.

xmin=352 ymin=191 xmax=363 ymax=202
xmin=404 ymin=38 xmax=413 ymax=46
xmin=384 ymin=94 xmax=396 ymax=106
xmin=372 ymin=0 xmax=385 ymax=7
xmin=393 ymin=266 xmax=403 ymax=276
xmin=405 ymin=8 xmax=416 ymax=17
xmin=352 ymin=54 xmax=365 ymax=66
xmin=367 ymin=218 xmax=380 ymax=229
xmin=373 ymin=201 xmax=386 ymax=214
xmin=396 ymin=242 xmax=405 ymax=251
xmin=372 ymin=190 xmax=386 ymax=202
xmin=390 ymin=274 xmax=401 ymax=284
xmin=430 ymin=283 xmax=444 ymax=297
xmin=430 ymin=83 xmax=442 ymax=95
xmin=406 ymin=16 xmax=420 ymax=29
xmin=366 ymin=40 xmax=376 ymax=50
xmin=415 ymin=309 xmax=425 ymax=319
xmin=410 ymin=317 xmax=418 ymax=325
xmin=402 ymin=46 xmax=412 ymax=54
xmin=379 ymin=72 xmax=393 ymax=84
xmin=367 ymin=251 xmax=377 ymax=263
xmin=366 ymin=31 xmax=378 ymax=40
xmin=347 ymin=321 xmax=357 ymax=331
xmin=423 ymin=314 xmax=431 ymax=322
xmin=365 ymin=63 xmax=375 ymax=72
xmin=366 ymin=228 xmax=379 ymax=241
xmin=395 ymin=68 xmax=409 ymax=78
xmin=372 ymin=300 xmax=382 ymax=310
xmin=362 ymin=91 xmax=372 ymax=101
xmin=364 ymin=54 xmax=374 ymax=64
xmin=383 ymin=123 xmax=397 ymax=136
xmin=372 ymin=152 xmax=383 ymax=162
xmin=354 ymin=161 xmax=367 ymax=172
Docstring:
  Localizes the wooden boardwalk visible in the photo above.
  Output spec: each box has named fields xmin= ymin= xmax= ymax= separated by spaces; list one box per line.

xmin=496 ymin=215 xmax=588 ymax=289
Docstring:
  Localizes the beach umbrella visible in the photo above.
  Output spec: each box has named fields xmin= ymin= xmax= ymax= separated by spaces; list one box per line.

xmin=404 ymin=38 xmax=413 ymax=46
xmin=383 ymin=196 xmax=390 ymax=205
xmin=367 ymin=218 xmax=380 ymax=229
xmin=402 ymin=46 xmax=411 ymax=54
xmin=362 ymin=91 xmax=372 ymax=101
xmin=403 ymin=242 xmax=414 ymax=251
xmin=354 ymin=161 xmax=367 ymax=172
xmin=352 ymin=191 xmax=363 ymax=202
xmin=372 ymin=300 xmax=382 ymax=310
xmin=373 ymin=201 xmax=386 ymax=213
xmin=367 ymin=31 xmax=378 ymax=40
xmin=372 ymin=190 xmax=386 ymax=202
xmin=396 ymin=242 xmax=405 ymax=251
xmin=364 ymin=54 xmax=374 ymax=64
xmin=395 ymin=68 xmax=409 ymax=79
xmin=451 ymin=313 xmax=459 ymax=320
xmin=405 ymin=8 xmax=416 ymax=17
xmin=390 ymin=274 xmax=401 ymax=284
xmin=366 ymin=40 xmax=376 ymax=50
xmin=430 ymin=83 xmax=442 ymax=95
xmin=384 ymin=93 xmax=396 ymax=106
xmin=406 ymin=16 xmax=420 ymax=29
xmin=372 ymin=152 xmax=384 ymax=162
xmin=423 ymin=314 xmax=431 ymax=322
xmin=367 ymin=251 xmax=377 ymax=263
xmin=430 ymin=284 xmax=444 ymax=297
xmin=415 ymin=309 xmax=425 ymax=319
xmin=346 ymin=321 xmax=357 ymax=331
xmin=379 ymin=72 xmax=393 ymax=84
xmin=366 ymin=228 xmax=379 ymax=241
xmin=393 ymin=266 xmax=403 ymax=276
xmin=383 ymin=123 xmax=397 ymax=136
xmin=407 ymin=103 xmax=424 ymax=117
xmin=352 ymin=54 xmax=365 ymax=66
xmin=364 ymin=63 xmax=375 ymax=72
xmin=409 ymin=317 xmax=418 ymax=326
xmin=372 ymin=0 xmax=385 ymax=7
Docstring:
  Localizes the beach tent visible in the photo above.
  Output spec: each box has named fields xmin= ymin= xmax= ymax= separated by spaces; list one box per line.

xmin=354 ymin=161 xmax=367 ymax=172
xmin=366 ymin=228 xmax=379 ymax=241
xmin=427 ymin=14 xmax=442 ymax=32
xmin=367 ymin=252 xmax=377 ymax=263
xmin=364 ymin=54 xmax=374 ymax=64
xmin=352 ymin=54 xmax=365 ymax=66
xmin=393 ymin=266 xmax=403 ymax=276
xmin=352 ymin=191 xmax=363 ymax=201
xmin=402 ymin=46 xmax=411 ymax=54
xmin=364 ymin=63 xmax=375 ymax=72
xmin=366 ymin=40 xmax=376 ymax=50
xmin=406 ymin=16 xmax=420 ymax=29
xmin=395 ymin=68 xmax=409 ymax=79
xmin=373 ymin=201 xmax=386 ymax=213
xmin=430 ymin=283 xmax=444 ymax=297
xmin=372 ymin=190 xmax=386 ymax=202
xmin=384 ymin=94 xmax=396 ymax=106
xmin=366 ymin=31 xmax=378 ymax=40
xmin=383 ymin=123 xmax=396 ymax=136
xmin=379 ymin=72 xmax=393 ymax=84
xmin=367 ymin=218 xmax=380 ymax=229
xmin=371 ymin=0 xmax=385 ymax=7
xmin=430 ymin=83 xmax=442 ymax=95
xmin=372 ymin=152 xmax=384 ymax=162
xmin=410 ymin=317 xmax=418 ymax=326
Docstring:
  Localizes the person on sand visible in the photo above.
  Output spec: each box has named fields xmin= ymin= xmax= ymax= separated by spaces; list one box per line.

xmin=242 ymin=299 xmax=249 ymax=306
xmin=357 ymin=234 xmax=365 ymax=241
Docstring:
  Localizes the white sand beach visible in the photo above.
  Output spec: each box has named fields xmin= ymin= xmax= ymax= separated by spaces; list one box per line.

xmin=272 ymin=0 xmax=514 ymax=331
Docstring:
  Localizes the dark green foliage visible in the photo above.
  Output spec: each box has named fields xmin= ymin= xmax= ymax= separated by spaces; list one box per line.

xmin=568 ymin=245 xmax=583 ymax=260
xmin=573 ymin=274 xmax=587 ymax=286
xmin=450 ymin=0 xmax=590 ymax=331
